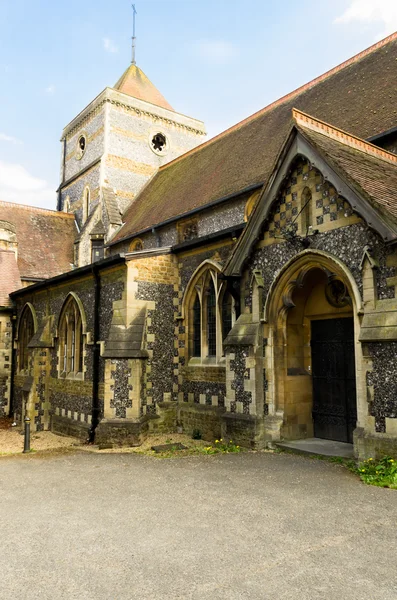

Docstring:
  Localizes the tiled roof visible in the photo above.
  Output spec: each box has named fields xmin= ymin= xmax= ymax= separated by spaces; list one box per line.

xmin=113 ymin=64 xmax=174 ymax=111
xmin=111 ymin=32 xmax=397 ymax=244
xmin=0 ymin=201 xmax=76 ymax=280
xmin=0 ymin=250 xmax=21 ymax=306
xmin=103 ymin=188 xmax=122 ymax=225
xmin=294 ymin=110 xmax=397 ymax=221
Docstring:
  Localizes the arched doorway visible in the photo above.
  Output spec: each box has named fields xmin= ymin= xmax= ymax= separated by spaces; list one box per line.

xmin=265 ymin=251 xmax=363 ymax=444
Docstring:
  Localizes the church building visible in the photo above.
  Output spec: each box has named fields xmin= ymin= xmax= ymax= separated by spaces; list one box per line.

xmin=1 ymin=32 xmax=397 ymax=459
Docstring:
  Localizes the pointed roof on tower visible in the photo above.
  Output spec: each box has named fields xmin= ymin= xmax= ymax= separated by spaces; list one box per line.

xmin=113 ymin=64 xmax=174 ymax=112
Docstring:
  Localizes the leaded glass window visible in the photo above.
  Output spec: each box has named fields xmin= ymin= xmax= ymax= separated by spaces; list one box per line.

xmin=59 ymin=296 xmax=84 ymax=377
xmin=206 ymin=280 xmax=216 ymax=357
xmin=188 ymin=268 xmax=237 ymax=362
xmin=193 ymin=295 xmax=201 ymax=357
xmin=19 ymin=306 xmax=34 ymax=372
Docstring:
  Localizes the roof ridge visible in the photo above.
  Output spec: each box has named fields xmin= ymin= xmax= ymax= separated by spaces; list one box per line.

xmin=0 ymin=200 xmax=75 ymax=217
xmin=293 ymin=108 xmax=397 ymax=165
xmin=159 ymin=31 xmax=397 ymax=172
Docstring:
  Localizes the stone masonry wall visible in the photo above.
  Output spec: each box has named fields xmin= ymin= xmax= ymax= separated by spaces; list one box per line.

xmin=106 ymin=103 xmax=204 ymax=214
xmin=0 ymin=313 xmax=12 ymax=417
xmin=12 ymin=270 xmax=125 ymax=432
xmin=134 ymin=254 xmax=178 ymax=413
xmin=111 ymin=196 xmax=246 ymax=255
xmin=63 ymin=108 xmax=105 ymax=182
xmin=244 ymin=156 xmax=397 ymax=444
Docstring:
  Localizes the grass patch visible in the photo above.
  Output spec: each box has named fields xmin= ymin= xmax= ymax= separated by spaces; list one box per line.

xmin=354 ymin=456 xmax=397 ymax=489
xmin=138 ymin=438 xmax=243 ymax=459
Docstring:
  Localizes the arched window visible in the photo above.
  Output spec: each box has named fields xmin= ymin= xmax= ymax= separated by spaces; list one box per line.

xmin=83 ymin=187 xmax=90 ymax=224
xmin=18 ymin=305 xmax=35 ymax=372
xmin=58 ymin=296 xmax=84 ymax=377
xmin=129 ymin=238 xmax=144 ymax=252
xmin=64 ymin=196 xmax=70 ymax=213
xmin=206 ymin=279 xmax=217 ymax=357
xmin=192 ymin=295 xmax=201 ymax=357
xmin=188 ymin=266 xmax=238 ymax=362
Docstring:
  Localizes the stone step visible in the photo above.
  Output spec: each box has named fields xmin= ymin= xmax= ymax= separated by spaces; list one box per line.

xmin=275 ymin=438 xmax=354 ymax=459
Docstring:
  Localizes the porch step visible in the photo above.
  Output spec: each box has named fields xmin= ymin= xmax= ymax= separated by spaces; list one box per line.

xmin=275 ymin=438 xmax=354 ymax=459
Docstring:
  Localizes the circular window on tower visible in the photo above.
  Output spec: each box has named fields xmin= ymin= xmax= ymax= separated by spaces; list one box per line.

xmin=75 ymin=133 xmax=87 ymax=160
xmin=150 ymin=132 xmax=168 ymax=156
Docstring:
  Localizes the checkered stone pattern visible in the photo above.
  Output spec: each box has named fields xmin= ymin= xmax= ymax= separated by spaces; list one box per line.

xmin=140 ymin=317 xmax=154 ymax=416
xmin=262 ymin=158 xmax=359 ymax=244
xmin=226 ymin=347 xmax=254 ymax=415
xmin=263 ymin=173 xmax=300 ymax=241
xmin=54 ymin=406 xmax=92 ymax=425
xmin=174 ymin=276 xmax=185 ymax=402
xmin=110 ymin=360 xmax=133 ymax=418
xmin=314 ymin=181 xmax=353 ymax=226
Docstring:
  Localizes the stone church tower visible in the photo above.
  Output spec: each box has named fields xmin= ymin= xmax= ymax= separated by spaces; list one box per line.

xmin=58 ymin=62 xmax=206 ymax=266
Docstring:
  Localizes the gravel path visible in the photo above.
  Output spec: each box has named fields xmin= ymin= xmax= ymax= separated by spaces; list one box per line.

xmin=0 ymin=451 xmax=396 ymax=600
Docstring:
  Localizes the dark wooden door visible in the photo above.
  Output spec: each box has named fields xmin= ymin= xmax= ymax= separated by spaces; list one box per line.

xmin=311 ymin=318 xmax=357 ymax=443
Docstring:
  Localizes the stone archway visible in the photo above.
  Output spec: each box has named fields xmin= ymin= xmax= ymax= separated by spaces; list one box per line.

xmin=264 ymin=250 xmax=365 ymax=443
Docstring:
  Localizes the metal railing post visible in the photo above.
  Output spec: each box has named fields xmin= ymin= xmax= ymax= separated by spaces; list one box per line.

xmin=23 ymin=417 xmax=31 ymax=453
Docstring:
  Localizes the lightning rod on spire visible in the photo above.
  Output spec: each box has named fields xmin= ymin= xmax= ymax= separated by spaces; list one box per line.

xmin=131 ymin=4 xmax=137 ymax=65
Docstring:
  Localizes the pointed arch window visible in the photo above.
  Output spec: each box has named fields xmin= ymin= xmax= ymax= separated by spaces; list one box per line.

xmin=18 ymin=306 xmax=35 ymax=372
xmin=189 ymin=267 xmax=238 ymax=363
xmin=58 ymin=296 xmax=84 ymax=378
xmin=83 ymin=187 xmax=90 ymax=224
xmin=192 ymin=295 xmax=201 ymax=358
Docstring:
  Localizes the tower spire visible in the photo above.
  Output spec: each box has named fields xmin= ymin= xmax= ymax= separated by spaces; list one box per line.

xmin=131 ymin=4 xmax=137 ymax=65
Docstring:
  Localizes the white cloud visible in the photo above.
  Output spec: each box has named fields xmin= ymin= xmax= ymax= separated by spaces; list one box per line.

xmin=45 ymin=84 xmax=55 ymax=94
xmin=0 ymin=133 xmax=22 ymax=145
xmin=0 ymin=161 xmax=56 ymax=209
xmin=335 ymin=0 xmax=397 ymax=37
xmin=194 ymin=40 xmax=238 ymax=64
xmin=103 ymin=37 xmax=119 ymax=54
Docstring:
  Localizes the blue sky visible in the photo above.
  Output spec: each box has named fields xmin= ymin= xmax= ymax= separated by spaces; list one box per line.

xmin=0 ymin=0 xmax=396 ymax=209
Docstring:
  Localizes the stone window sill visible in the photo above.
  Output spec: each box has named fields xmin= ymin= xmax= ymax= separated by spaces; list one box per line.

xmin=59 ymin=371 xmax=84 ymax=381
xmin=188 ymin=357 xmax=226 ymax=368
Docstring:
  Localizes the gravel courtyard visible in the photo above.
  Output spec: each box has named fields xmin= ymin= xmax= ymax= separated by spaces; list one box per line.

xmin=0 ymin=451 xmax=396 ymax=600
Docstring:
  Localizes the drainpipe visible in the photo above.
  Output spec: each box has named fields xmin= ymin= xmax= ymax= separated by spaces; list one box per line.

xmin=57 ymin=138 xmax=67 ymax=212
xmin=8 ymin=312 xmax=17 ymax=418
xmin=88 ymin=266 xmax=101 ymax=442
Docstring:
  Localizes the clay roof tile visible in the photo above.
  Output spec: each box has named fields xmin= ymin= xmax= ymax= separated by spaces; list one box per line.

xmin=111 ymin=32 xmax=397 ymax=245
xmin=0 ymin=201 xmax=76 ymax=280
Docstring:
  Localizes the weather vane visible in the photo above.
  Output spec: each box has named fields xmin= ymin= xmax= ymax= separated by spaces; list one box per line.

xmin=132 ymin=4 xmax=137 ymax=65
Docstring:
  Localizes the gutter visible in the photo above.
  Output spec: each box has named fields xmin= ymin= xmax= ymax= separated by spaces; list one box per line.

xmin=107 ymin=182 xmax=263 ymax=248
xmin=171 ymin=223 xmax=245 ymax=253
xmin=10 ymin=255 xmax=125 ymax=298
xmin=367 ymin=126 xmax=397 ymax=144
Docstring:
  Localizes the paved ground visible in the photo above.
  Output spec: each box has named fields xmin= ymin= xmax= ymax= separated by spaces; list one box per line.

xmin=277 ymin=438 xmax=354 ymax=458
xmin=1 ymin=451 xmax=396 ymax=600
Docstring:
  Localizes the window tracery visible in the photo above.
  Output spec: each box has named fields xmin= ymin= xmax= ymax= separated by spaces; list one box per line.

xmin=188 ymin=267 xmax=237 ymax=363
xmin=58 ymin=296 xmax=84 ymax=378
xmin=18 ymin=305 xmax=35 ymax=372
